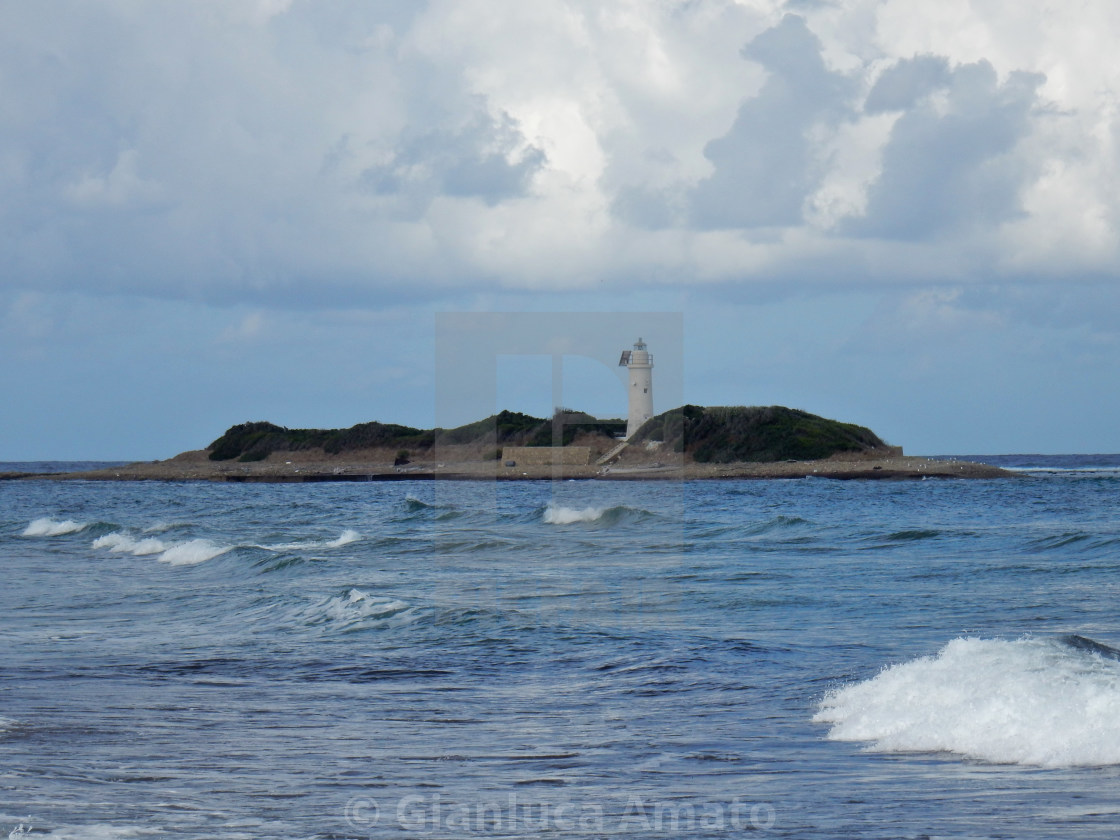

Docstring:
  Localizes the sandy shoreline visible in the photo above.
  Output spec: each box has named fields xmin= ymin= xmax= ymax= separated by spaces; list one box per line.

xmin=3 ymin=448 xmax=1013 ymax=482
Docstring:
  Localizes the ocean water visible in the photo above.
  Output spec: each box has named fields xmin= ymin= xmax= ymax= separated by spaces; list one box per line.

xmin=2 ymin=459 xmax=1120 ymax=839
xmin=0 ymin=463 xmax=130 ymax=476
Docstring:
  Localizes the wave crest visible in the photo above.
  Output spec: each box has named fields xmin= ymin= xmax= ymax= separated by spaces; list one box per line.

xmin=93 ymin=533 xmax=167 ymax=555
xmin=92 ymin=532 xmax=229 ymax=565
xmin=261 ymin=529 xmax=361 ymax=551
xmin=22 ymin=517 xmax=87 ymax=537
xmin=542 ymin=504 xmax=653 ymax=526
xmin=814 ymin=636 xmax=1120 ymax=767
xmin=160 ymin=539 xmax=229 ymax=566
xmin=305 ymin=588 xmax=417 ymax=631
xmin=543 ymin=504 xmax=607 ymax=525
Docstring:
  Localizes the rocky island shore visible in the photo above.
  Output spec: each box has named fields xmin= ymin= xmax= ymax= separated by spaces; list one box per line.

xmin=8 ymin=405 xmax=1011 ymax=482
xmin=37 ymin=450 xmax=1008 ymax=482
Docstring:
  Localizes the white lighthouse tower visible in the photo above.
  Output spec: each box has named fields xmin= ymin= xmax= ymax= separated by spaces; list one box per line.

xmin=619 ymin=337 xmax=654 ymax=438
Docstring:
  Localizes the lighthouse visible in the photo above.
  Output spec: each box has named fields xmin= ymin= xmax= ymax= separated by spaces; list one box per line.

xmin=619 ymin=337 xmax=654 ymax=438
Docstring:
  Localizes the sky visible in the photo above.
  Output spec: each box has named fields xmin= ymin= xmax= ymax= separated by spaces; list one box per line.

xmin=2 ymin=0 xmax=1119 ymax=459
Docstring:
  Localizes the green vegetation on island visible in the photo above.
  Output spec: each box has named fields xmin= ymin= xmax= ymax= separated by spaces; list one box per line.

xmin=206 ymin=405 xmax=888 ymax=464
xmin=629 ymin=405 xmax=886 ymax=463
xmin=207 ymin=410 xmax=625 ymax=462
xmin=207 ymin=420 xmax=435 ymax=462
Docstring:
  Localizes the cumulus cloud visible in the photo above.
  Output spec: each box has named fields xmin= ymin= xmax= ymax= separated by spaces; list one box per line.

xmin=691 ymin=14 xmax=855 ymax=229
xmin=0 ymin=0 xmax=1117 ymax=306
xmin=863 ymin=55 xmax=952 ymax=113
xmin=357 ymin=109 xmax=546 ymax=216
xmin=851 ymin=59 xmax=1045 ymax=240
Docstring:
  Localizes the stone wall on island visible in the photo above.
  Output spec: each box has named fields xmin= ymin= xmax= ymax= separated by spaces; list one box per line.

xmin=501 ymin=446 xmax=591 ymax=466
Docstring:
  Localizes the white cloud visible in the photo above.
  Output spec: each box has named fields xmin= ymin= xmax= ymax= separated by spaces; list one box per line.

xmin=0 ymin=0 xmax=1117 ymax=306
xmin=848 ymin=60 xmax=1045 ymax=240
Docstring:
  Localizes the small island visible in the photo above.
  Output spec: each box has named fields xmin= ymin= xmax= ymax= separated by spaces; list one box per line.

xmin=31 ymin=405 xmax=1010 ymax=482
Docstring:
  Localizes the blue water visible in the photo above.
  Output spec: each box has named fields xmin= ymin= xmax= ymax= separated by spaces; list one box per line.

xmin=936 ymin=453 xmax=1120 ymax=472
xmin=2 ymin=460 xmax=1120 ymax=838
xmin=0 ymin=462 xmax=130 ymax=475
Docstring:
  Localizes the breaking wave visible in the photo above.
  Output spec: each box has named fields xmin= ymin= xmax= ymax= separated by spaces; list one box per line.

xmin=814 ymin=636 xmax=1120 ymax=767
xmin=21 ymin=517 xmax=87 ymax=537
xmin=542 ymin=503 xmax=653 ymax=526
xmin=158 ymin=539 xmax=230 ymax=566
xmin=543 ymin=504 xmax=606 ymax=524
xmin=7 ymin=824 xmax=155 ymax=839
xmin=92 ymin=532 xmax=230 ymax=566
xmin=93 ymin=533 xmax=167 ymax=556
xmin=87 ymin=523 xmax=360 ymax=567
xmin=260 ymin=529 xmax=361 ymax=551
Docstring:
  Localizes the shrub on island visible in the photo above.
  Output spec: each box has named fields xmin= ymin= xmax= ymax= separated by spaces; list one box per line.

xmin=628 ymin=405 xmax=887 ymax=463
xmin=206 ymin=405 xmax=888 ymax=464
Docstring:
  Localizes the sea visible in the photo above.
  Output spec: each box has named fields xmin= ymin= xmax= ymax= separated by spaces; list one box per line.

xmin=2 ymin=454 xmax=1120 ymax=839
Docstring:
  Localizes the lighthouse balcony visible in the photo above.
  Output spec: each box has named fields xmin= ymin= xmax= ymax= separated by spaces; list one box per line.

xmin=618 ymin=351 xmax=653 ymax=366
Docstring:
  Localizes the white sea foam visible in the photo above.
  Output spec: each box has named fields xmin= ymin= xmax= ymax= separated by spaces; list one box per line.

xmin=159 ymin=539 xmax=229 ymax=566
xmin=18 ymin=825 xmax=162 ymax=839
xmin=814 ymin=636 xmax=1120 ymax=767
xmin=21 ymin=517 xmax=86 ymax=537
xmin=92 ymin=532 xmax=229 ymax=565
xmin=262 ymin=529 xmax=361 ymax=551
xmin=543 ymin=504 xmax=606 ymax=525
xmin=326 ymin=528 xmax=361 ymax=547
xmin=93 ymin=533 xmax=167 ymax=555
